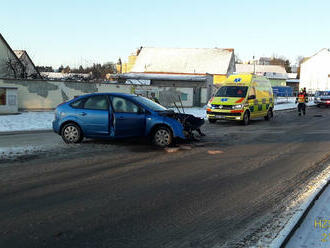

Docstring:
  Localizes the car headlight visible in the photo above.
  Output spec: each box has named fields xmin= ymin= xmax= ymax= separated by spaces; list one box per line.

xmin=317 ymin=97 xmax=321 ymax=101
xmin=233 ymin=104 xmax=243 ymax=109
xmin=207 ymin=102 xmax=212 ymax=107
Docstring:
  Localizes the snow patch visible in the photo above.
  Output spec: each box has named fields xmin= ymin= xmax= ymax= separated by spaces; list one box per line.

xmin=0 ymin=112 xmax=54 ymax=132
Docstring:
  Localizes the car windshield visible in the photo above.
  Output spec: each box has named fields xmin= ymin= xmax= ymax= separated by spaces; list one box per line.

xmin=215 ymin=86 xmax=248 ymax=97
xmin=316 ymin=91 xmax=330 ymax=96
xmin=135 ymin=96 xmax=168 ymax=111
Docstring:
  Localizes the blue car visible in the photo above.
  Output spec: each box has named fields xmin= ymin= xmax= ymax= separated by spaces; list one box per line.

xmin=52 ymin=93 xmax=204 ymax=147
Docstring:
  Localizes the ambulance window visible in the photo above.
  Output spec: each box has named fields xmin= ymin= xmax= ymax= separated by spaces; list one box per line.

xmin=249 ymin=87 xmax=256 ymax=97
xmin=215 ymin=86 xmax=248 ymax=97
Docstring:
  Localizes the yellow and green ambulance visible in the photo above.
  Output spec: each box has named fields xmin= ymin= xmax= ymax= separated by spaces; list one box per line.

xmin=206 ymin=74 xmax=274 ymax=125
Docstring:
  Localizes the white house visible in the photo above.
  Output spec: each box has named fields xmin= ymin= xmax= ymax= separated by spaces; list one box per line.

xmin=300 ymin=48 xmax=330 ymax=93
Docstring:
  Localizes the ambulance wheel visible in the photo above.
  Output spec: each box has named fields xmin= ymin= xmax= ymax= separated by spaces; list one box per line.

xmin=208 ymin=119 xmax=216 ymax=123
xmin=242 ymin=111 xmax=250 ymax=125
xmin=264 ymin=109 xmax=273 ymax=121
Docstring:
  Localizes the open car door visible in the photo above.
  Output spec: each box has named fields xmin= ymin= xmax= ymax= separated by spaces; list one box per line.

xmin=109 ymin=96 xmax=146 ymax=137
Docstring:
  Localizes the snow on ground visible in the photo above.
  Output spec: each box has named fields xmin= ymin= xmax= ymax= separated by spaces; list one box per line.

xmin=286 ymin=183 xmax=330 ymax=248
xmin=0 ymin=145 xmax=47 ymax=160
xmin=0 ymin=112 xmax=53 ymax=132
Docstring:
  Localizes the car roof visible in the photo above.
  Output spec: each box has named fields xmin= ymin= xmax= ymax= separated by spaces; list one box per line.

xmin=78 ymin=92 xmax=137 ymax=98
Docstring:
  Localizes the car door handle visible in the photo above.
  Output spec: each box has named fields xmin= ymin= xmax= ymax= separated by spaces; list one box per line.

xmin=118 ymin=116 xmax=125 ymax=120
xmin=80 ymin=112 xmax=87 ymax=116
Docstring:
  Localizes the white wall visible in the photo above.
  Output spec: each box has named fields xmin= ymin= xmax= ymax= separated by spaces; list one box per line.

xmin=0 ymin=79 xmax=132 ymax=110
xmin=300 ymin=49 xmax=330 ymax=93
xmin=0 ymin=79 xmax=200 ymax=110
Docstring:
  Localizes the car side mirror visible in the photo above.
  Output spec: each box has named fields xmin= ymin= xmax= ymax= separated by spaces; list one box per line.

xmin=248 ymin=95 xmax=256 ymax=100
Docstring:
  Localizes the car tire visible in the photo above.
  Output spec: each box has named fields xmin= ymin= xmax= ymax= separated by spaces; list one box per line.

xmin=264 ymin=109 xmax=273 ymax=121
xmin=242 ymin=111 xmax=250 ymax=125
xmin=153 ymin=126 xmax=173 ymax=148
xmin=61 ymin=123 xmax=83 ymax=144
xmin=317 ymin=104 xmax=321 ymax=108
xmin=208 ymin=118 xmax=216 ymax=123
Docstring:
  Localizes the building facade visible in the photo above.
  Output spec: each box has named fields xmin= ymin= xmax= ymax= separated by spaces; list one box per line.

xmin=300 ymin=48 xmax=330 ymax=93
xmin=235 ymin=64 xmax=288 ymax=86
xmin=113 ymin=73 xmax=213 ymax=107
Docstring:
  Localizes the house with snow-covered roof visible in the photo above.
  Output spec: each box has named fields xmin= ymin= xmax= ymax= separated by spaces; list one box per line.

xmin=235 ymin=64 xmax=288 ymax=86
xmin=14 ymin=50 xmax=42 ymax=79
xmin=0 ymin=34 xmax=41 ymax=79
xmin=0 ymin=33 xmax=25 ymax=79
xmin=121 ymin=47 xmax=236 ymax=85
xmin=131 ymin=47 xmax=235 ymax=75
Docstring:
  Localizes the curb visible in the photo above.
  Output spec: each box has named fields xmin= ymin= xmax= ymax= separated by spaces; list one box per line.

xmin=0 ymin=129 xmax=52 ymax=136
xmin=270 ymin=178 xmax=330 ymax=248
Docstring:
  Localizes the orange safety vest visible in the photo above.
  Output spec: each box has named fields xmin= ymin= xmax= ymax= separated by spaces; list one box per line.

xmin=298 ymin=94 xmax=306 ymax=103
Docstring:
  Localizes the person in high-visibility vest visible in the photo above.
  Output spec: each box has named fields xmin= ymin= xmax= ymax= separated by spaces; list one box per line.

xmin=295 ymin=89 xmax=308 ymax=116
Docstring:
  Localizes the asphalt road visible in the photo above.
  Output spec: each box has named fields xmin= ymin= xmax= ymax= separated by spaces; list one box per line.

xmin=1 ymin=106 xmax=330 ymax=248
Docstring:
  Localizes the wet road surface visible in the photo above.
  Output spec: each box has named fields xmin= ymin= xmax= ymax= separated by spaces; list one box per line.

xmin=1 ymin=106 xmax=330 ymax=248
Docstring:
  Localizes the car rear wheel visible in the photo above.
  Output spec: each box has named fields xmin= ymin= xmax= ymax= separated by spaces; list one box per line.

xmin=153 ymin=127 xmax=173 ymax=148
xmin=208 ymin=118 xmax=216 ymax=123
xmin=242 ymin=111 xmax=250 ymax=125
xmin=61 ymin=123 xmax=83 ymax=143
xmin=264 ymin=109 xmax=273 ymax=121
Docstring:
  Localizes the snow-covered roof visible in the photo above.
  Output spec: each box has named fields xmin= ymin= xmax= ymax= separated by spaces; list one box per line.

xmin=113 ymin=73 xmax=209 ymax=82
xmin=235 ymin=64 xmax=287 ymax=74
xmin=131 ymin=47 xmax=234 ymax=75
xmin=287 ymin=73 xmax=297 ymax=79
xmin=41 ymin=72 xmax=91 ymax=79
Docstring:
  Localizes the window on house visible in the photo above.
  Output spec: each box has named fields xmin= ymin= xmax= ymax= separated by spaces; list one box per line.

xmin=0 ymin=89 xmax=6 ymax=105
xmin=8 ymin=95 xmax=16 ymax=105
xmin=180 ymin=93 xmax=188 ymax=101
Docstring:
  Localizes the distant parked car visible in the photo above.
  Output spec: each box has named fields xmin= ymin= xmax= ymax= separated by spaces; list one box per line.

xmin=314 ymin=90 xmax=330 ymax=107
xmin=52 ymin=93 xmax=204 ymax=147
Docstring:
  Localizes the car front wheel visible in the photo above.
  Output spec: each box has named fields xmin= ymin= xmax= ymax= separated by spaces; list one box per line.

xmin=153 ymin=127 xmax=173 ymax=148
xmin=208 ymin=118 xmax=216 ymax=123
xmin=61 ymin=123 xmax=83 ymax=143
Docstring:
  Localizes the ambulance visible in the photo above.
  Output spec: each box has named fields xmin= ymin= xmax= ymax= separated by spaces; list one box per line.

xmin=207 ymin=74 xmax=274 ymax=125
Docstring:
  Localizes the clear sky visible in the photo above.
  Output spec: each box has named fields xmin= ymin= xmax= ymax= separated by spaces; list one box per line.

xmin=1 ymin=0 xmax=329 ymax=69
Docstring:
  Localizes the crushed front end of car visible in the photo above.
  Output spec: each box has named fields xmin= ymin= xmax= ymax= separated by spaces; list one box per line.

xmin=158 ymin=110 xmax=205 ymax=139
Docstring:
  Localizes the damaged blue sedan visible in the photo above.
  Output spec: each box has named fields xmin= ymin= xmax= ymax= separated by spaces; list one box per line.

xmin=52 ymin=93 xmax=204 ymax=147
